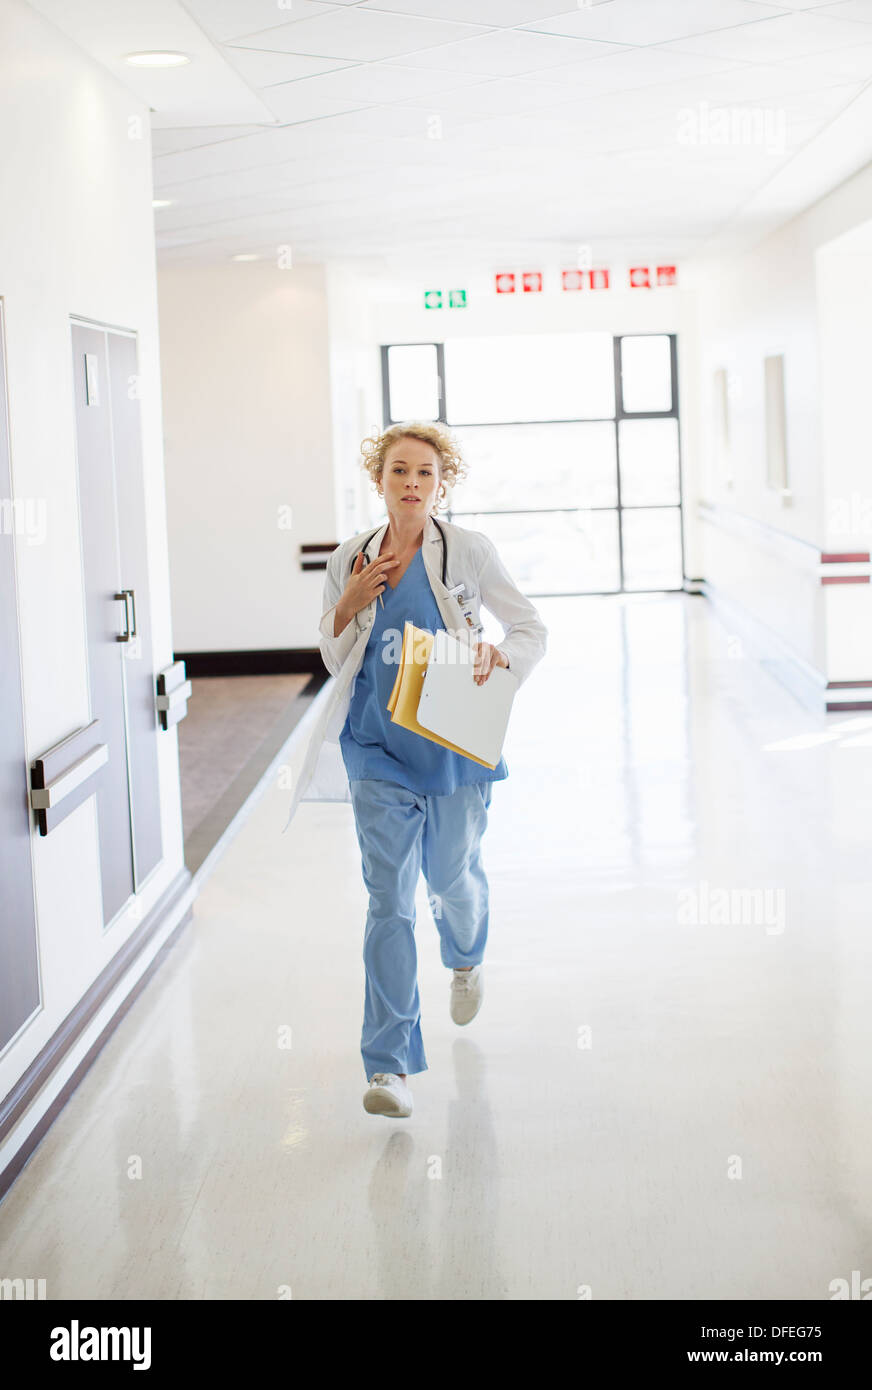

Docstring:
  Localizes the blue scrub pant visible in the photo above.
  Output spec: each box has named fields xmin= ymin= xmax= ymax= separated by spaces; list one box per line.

xmin=348 ymin=777 xmax=494 ymax=1080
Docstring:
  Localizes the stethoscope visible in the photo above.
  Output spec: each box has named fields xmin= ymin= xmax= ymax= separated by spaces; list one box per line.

xmin=351 ymin=514 xmax=449 ymax=588
xmin=350 ymin=514 xmax=481 ymax=633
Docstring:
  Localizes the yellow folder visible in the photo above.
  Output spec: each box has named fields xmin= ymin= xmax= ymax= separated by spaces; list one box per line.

xmin=386 ymin=621 xmax=496 ymax=769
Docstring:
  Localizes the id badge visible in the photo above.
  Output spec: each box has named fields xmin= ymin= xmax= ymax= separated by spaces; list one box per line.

xmin=455 ymin=589 xmax=481 ymax=635
xmin=445 ymin=582 xmax=482 ymax=636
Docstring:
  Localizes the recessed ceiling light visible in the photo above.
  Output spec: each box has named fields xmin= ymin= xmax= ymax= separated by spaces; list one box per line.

xmin=231 ymin=253 xmax=260 ymax=262
xmin=152 ymin=199 xmax=173 ymax=209
xmin=124 ymin=51 xmax=190 ymax=68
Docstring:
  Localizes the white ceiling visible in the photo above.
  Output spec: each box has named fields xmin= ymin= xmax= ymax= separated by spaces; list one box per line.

xmin=26 ymin=0 xmax=872 ymax=271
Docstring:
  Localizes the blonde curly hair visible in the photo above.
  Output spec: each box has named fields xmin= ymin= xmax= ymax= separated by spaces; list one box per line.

xmin=360 ymin=421 xmax=468 ymax=516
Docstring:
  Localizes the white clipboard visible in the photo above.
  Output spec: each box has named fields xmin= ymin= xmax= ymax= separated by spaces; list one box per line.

xmin=416 ymin=628 xmax=519 ymax=767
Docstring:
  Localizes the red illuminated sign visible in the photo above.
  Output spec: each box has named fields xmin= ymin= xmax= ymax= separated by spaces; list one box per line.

xmin=522 ymin=271 xmax=543 ymax=293
xmin=562 ymin=268 xmax=611 ymax=291
xmin=495 ymin=272 xmax=516 ymax=294
xmin=629 ymin=265 xmax=678 ymax=288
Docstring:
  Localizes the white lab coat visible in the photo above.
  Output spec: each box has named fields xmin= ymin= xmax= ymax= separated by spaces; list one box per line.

xmin=280 ymin=512 xmax=548 ymax=833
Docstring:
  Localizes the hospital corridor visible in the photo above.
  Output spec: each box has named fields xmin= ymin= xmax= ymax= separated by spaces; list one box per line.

xmin=1 ymin=0 xmax=872 ymax=1339
xmin=2 ymin=589 xmax=870 ymax=1303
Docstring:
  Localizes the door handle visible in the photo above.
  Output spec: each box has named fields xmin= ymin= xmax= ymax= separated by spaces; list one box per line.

xmin=123 ymin=587 xmax=137 ymax=638
xmin=114 ymin=590 xmax=136 ymax=641
xmin=114 ymin=591 xmax=130 ymax=642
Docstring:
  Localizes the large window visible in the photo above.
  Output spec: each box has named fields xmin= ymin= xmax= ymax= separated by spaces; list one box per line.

xmin=444 ymin=332 xmax=614 ymax=423
xmin=380 ymin=331 xmax=684 ymax=596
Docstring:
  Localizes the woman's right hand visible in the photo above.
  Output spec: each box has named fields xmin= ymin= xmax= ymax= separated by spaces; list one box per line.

xmin=338 ymin=549 xmax=399 ymax=621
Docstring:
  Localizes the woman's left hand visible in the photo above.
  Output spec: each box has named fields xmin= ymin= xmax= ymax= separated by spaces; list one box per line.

xmin=473 ymin=641 xmax=509 ymax=685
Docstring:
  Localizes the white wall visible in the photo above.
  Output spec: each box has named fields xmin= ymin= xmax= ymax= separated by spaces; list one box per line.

xmin=324 ymin=263 xmax=384 ymax=543
xmin=690 ymin=158 xmax=872 ymax=684
xmin=157 ymin=260 xmax=335 ymax=652
xmin=0 ymin=0 xmax=185 ymax=1104
xmin=815 ymin=238 xmax=872 ymax=683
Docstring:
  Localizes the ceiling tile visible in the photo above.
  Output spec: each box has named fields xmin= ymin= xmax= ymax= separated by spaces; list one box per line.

xmin=521 ymin=0 xmax=790 ymax=45
xmin=183 ymin=0 xmax=336 ymax=44
xmin=394 ymin=74 xmax=591 ymax=116
xmin=150 ymin=126 xmax=269 ymax=157
xmin=442 ymin=107 xmax=682 ymax=156
xmin=395 ymin=28 xmax=628 ymax=74
xmin=154 ymin=159 xmax=389 ymax=207
xmin=663 ymin=9 xmax=872 ymax=60
xmin=263 ymin=60 xmax=494 ymax=104
xmin=257 ymin=88 xmax=369 ymax=123
xmin=225 ymin=9 xmax=489 ymax=61
xmin=357 ymin=0 xmax=601 ymax=23
xmin=646 ymin=47 xmax=872 ymax=100
xmin=221 ymin=48 xmax=359 ymax=86
xmin=813 ymin=0 xmax=872 ymax=20
xmin=279 ymin=103 xmax=491 ymax=140
xmin=157 ymin=191 xmax=310 ymax=233
xmin=741 ymin=1 xmax=843 ymax=8
xmin=153 ymin=126 xmax=349 ymax=185
xmin=378 ymin=58 xmax=500 ymax=90
xmin=772 ymin=37 xmax=872 ymax=74
xmin=765 ymin=81 xmax=867 ymax=118
xmin=159 ymin=205 xmax=339 ymax=244
xmin=521 ymin=45 xmax=754 ymax=92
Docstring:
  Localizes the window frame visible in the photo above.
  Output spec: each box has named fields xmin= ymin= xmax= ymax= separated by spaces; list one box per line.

xmin=378 ymin=331 xmax=686 ymax=596
xmin=380 ymin=341 xmax=446 ymax=425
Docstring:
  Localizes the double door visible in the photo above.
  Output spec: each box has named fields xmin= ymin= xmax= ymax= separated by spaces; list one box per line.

xmin=71 ymin=321 xmax=162 ymax=925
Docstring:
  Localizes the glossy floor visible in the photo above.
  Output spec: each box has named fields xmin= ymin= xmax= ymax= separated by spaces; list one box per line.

xmin=178 ymin=672 xmax=310 ymax=836
xmin=1 ymin=593 xmax=871 ymax=1299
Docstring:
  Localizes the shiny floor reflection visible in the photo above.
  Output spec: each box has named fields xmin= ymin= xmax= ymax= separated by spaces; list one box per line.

xmin=1 ymin=592 xmax=870 ymax=1299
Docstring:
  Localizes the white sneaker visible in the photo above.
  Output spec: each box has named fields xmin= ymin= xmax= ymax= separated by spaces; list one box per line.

xmin=450 ymin=965 xmax=483 ymax=1025
xmin=363 ymin=1072 xmax=413 ymax=1118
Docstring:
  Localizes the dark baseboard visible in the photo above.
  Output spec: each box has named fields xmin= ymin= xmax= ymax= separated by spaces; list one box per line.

xmin=175 ymin=649 xmax=325 ymax=678
xmin=0 ymin=865 xmax=195 ymax=1205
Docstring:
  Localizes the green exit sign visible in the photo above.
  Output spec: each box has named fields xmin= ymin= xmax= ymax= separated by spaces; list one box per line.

xmin=424 ymin=288 xmax=468 ymax=309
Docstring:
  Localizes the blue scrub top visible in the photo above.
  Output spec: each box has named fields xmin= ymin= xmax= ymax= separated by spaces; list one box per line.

xmin=339 ymin=546 xmax=509 ymax=794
